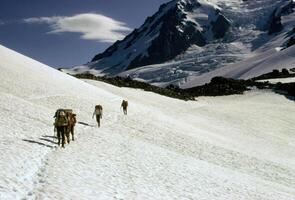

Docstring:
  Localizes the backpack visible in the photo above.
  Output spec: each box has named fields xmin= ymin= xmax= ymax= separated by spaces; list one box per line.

xmin=54 ymin=109 xmax=68 ymax=126
xmin=95 ymin=105 xmax=102 ymax=110
xmin=70 ymin=114 xmax=77 ymax=125
xmin=95 ymin=105 xmax=103 ymax=115
xmin=122 ymin=100 xmax=128 ymax=108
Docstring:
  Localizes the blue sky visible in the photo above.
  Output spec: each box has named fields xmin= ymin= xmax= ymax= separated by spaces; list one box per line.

xmin=0 ymin=0 xmax=169 ymax=67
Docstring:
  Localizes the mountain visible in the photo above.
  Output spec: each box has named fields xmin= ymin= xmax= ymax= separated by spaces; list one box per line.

xmin=66 ymin=0 xmax=295 ymax=88
xmin=1 ymin=43 xmax=295 ymax=199
xmin=90 ymin=0 xmax=230 ymax=71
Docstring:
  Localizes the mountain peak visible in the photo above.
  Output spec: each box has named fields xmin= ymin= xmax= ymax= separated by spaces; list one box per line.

xmin=66 ymin=0 xmax=295 ymax=88
xmin=89 ymin=0 xmax=230 ymax=73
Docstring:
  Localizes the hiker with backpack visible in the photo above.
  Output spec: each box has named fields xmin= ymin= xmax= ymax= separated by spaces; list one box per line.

xmin=67 ymin=113 xmax=77 ymax=142
xmin=121 ymin=100 xmax=128 ymax=115
xmin=93 ymin=105 xmax=103 ymax=127
xmin=54 ymin=110 xmax=69 ymax=148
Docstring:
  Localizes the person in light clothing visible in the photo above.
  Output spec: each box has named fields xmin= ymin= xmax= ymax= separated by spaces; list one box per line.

xmin=93 ymin=105 xmax=103 ymax=127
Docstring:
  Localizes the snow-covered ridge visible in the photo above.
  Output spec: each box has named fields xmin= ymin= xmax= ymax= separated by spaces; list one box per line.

xmin=1 ymin=44 xmax=295 ymax=199
xmin=0 ymin=44 xmax=122 ymax=199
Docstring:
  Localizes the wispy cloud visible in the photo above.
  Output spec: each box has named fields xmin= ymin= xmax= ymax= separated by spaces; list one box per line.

xmin=23 ymin=13 xmax=132 ymax=43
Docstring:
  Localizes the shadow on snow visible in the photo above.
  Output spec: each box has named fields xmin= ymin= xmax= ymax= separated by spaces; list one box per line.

xmin=22 ymin=139 xmax=54 ymax=149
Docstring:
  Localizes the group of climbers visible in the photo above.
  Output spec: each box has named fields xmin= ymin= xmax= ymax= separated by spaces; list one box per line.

xmin=53 ymin=109 xmax=76 ymax=148
xmin=54 ymin=100 xmax=128 ymax=148
xmin=92 ymin=100 xmax=128 ymax=127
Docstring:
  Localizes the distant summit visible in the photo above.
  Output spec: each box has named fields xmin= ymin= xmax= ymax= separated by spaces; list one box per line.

xmin=66 ymin=0 xmax=295 ymax=88
xmin=90 ymin=0 xmax=230 ymax=72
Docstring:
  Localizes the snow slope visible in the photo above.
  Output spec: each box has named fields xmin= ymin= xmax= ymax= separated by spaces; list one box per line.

xmin=1 ymin=44 xmax=295 ymax=200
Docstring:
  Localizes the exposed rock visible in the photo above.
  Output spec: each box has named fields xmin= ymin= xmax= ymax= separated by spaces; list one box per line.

xmin=211 ymin=12 xmax=231 ymax=39
xmin=274 ymin=82 xmax=295 ymax=96
xmin=128 ymin=5 xmax=206 ymax=69
xmin=72 ymin=73 xmax=273 ymax=101
xmin=252 ymin=68 xmax=295 ymax=80
xmin=287 ymin=36 xmax=295 ymax=47
xmin=268 ymin=1 xmax=295 ymax=35
xmin=268 ymin=9 xmax=283 ymax=34
xmin=92 ymin=41 xmax=119 ymax=61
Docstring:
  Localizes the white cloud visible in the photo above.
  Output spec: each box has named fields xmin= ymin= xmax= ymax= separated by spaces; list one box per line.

xmin=23 ymin=13 xmax=132 ymax=43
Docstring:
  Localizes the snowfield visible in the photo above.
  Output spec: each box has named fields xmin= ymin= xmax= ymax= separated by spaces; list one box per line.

xmin=1 ymin=44 xmax=295 ymax=200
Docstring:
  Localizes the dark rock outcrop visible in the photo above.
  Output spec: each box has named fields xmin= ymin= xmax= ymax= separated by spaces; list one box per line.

xmin=128 ymin=5 xmax=206 ymax=69
xmin=275 ymin=82 xmax=295 ymax=96
xmin=287 ymin=36 xmax=295 ymax=47
xmin=268 ymin=9 xmax=283 ymax=34
xmin=211 ymin=12 xmax=231 ymax=39
xmin=92 ymin=41 xmax=119 ymax=61
xmin=268 ymin=1 xmax=295 ymax=35
xmin=73 ymin=73 xmax=272 ymax=100
xmin=252 ymin=68 xmax=295 ymax=80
